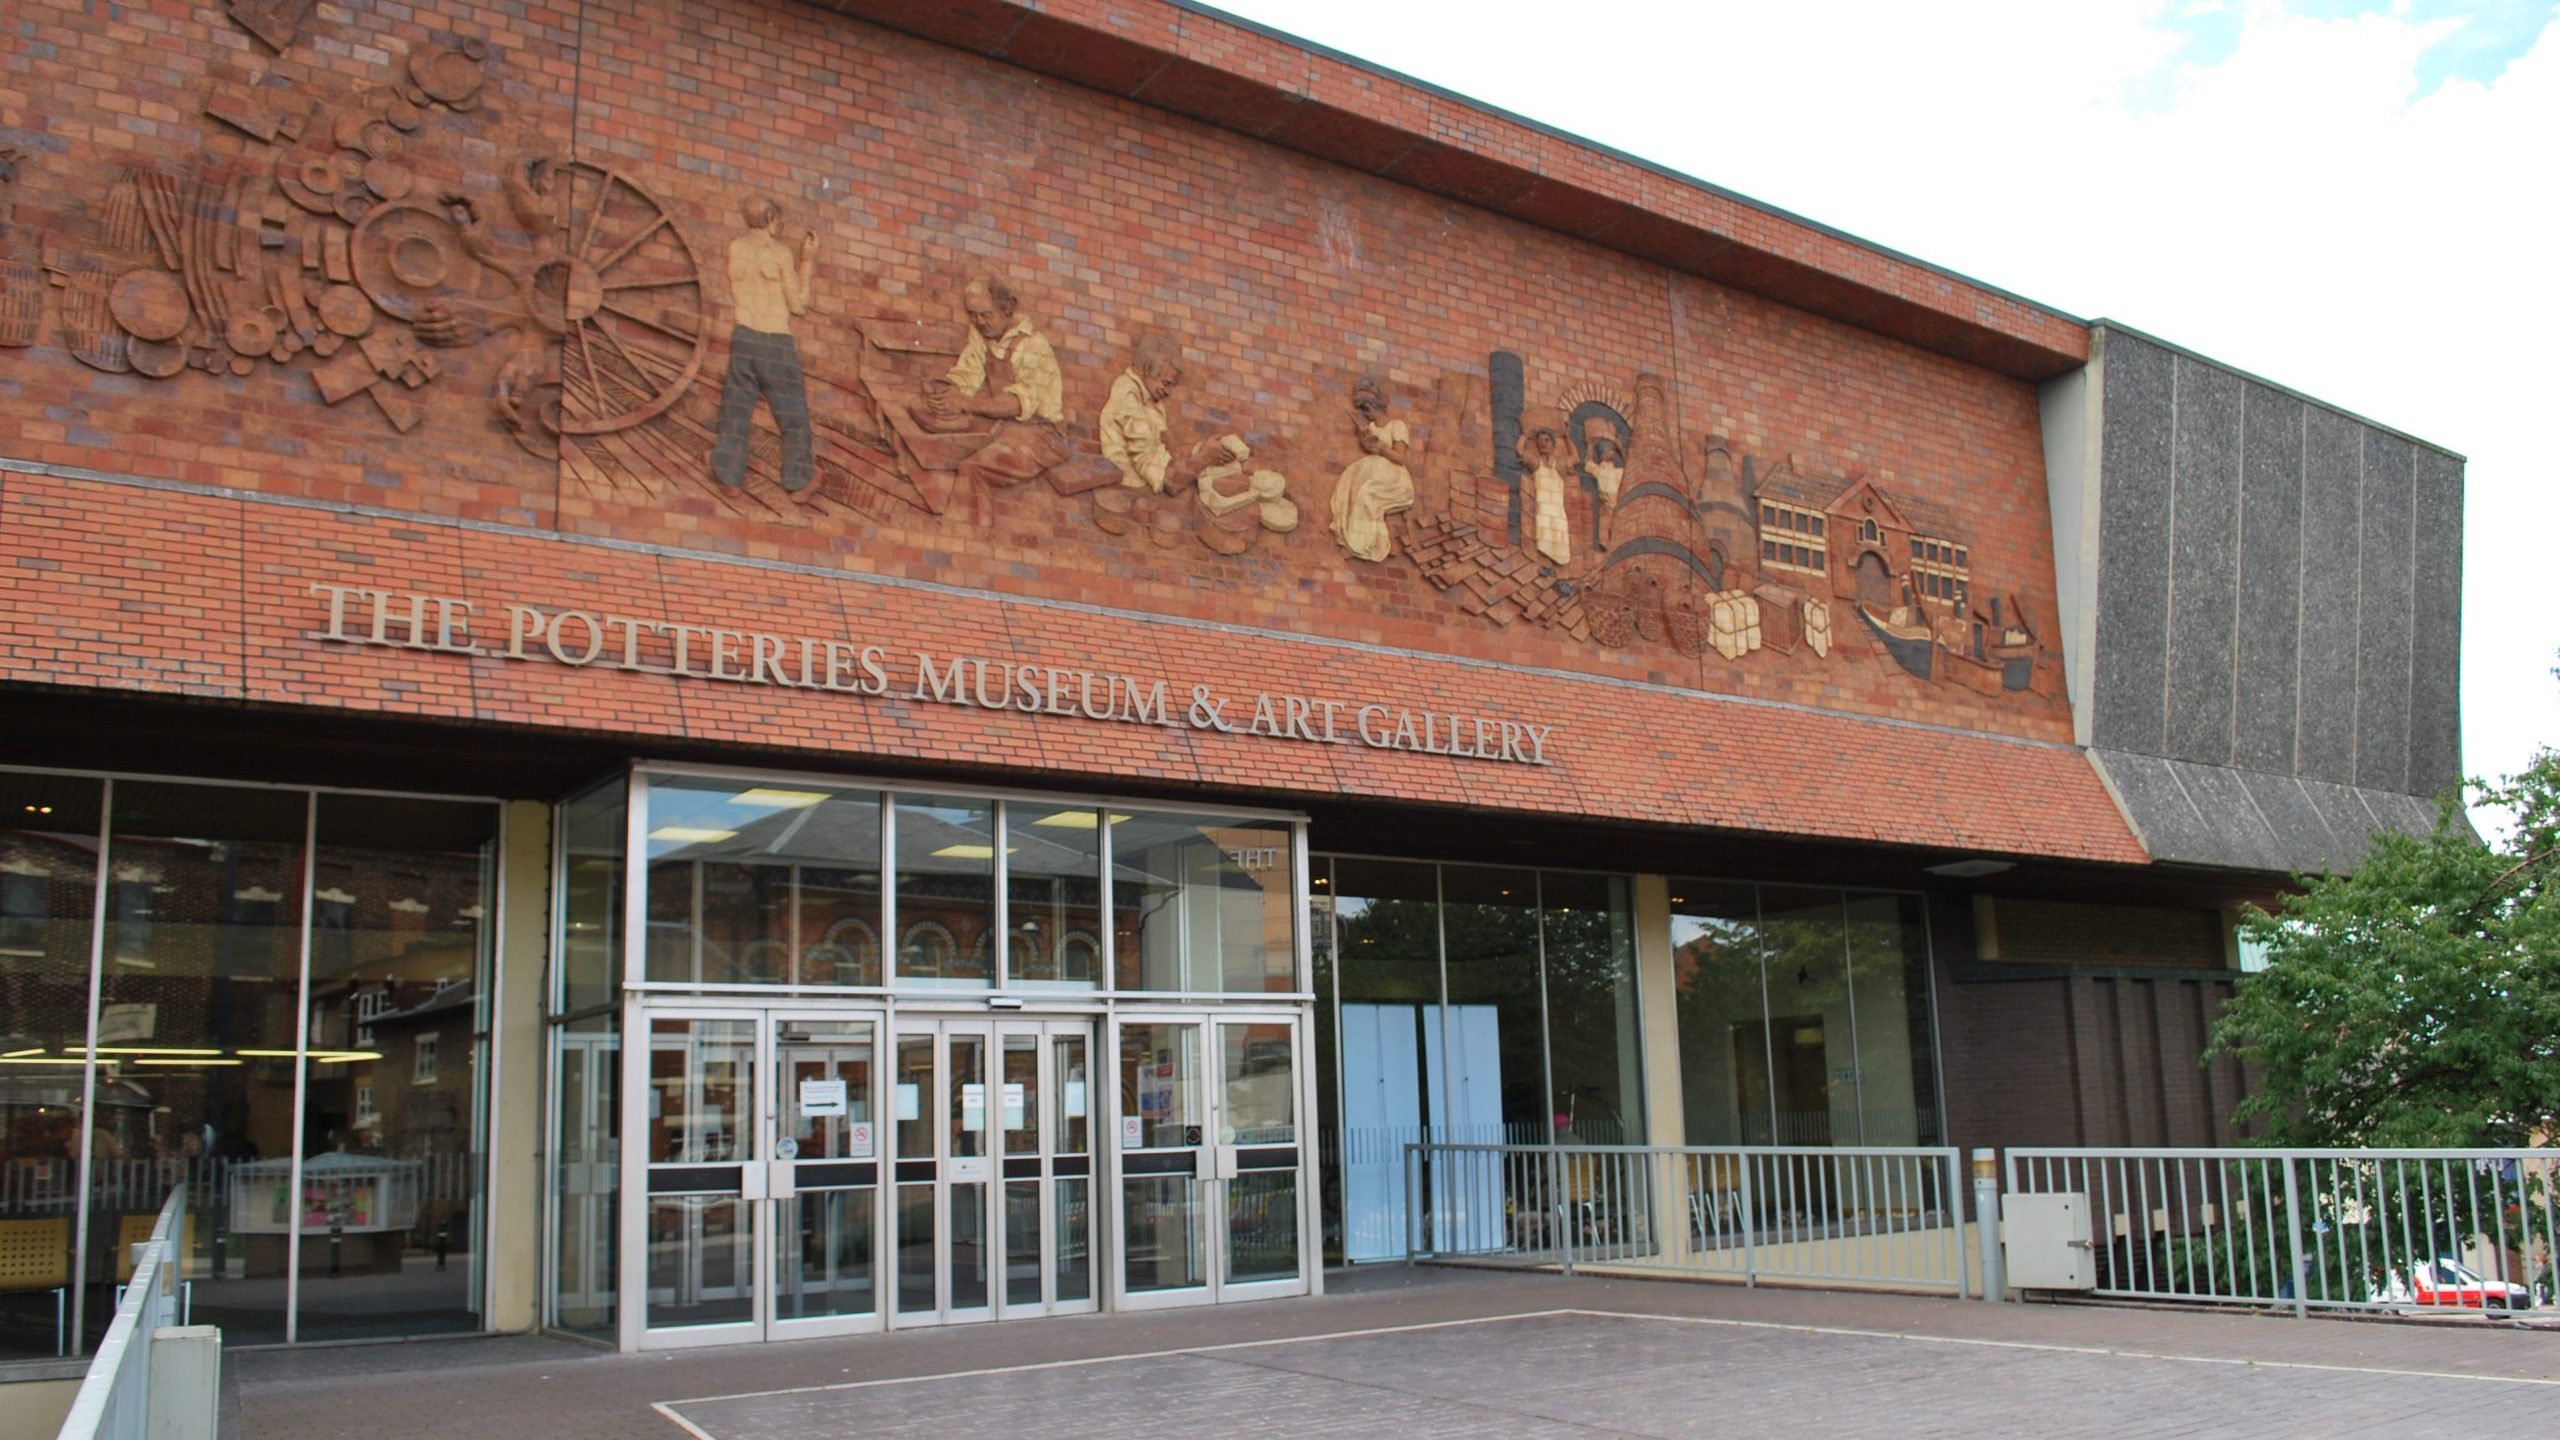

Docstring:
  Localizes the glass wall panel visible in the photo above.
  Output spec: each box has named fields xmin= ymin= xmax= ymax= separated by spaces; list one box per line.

xmin=549 ymin=1014 xmax=618 ymax=1335
xmin=294 ymin=795 xmax=495 ymax=1341
xmin=1437 ymin=868 xmax=1544 ymax=1146
xmin=556 ymin=780 xmax=624 ymax=1014
xmin=1112 ymin=814 xmax=1293 ymax=993
xmin=1327 ymin=859 xmax=1438 ymax=1263
xmin=1539 ymin=872 xmax=1644 ymax=1146
xmin=1846 ymin=892 xmax=1939 ymax=1145
xmin=892 ymin=795 xmax=993 ymax=986
xmin=644 ymin=779 xmax=884 ymax=986
xmin=0 ymin=773 xmax=102 ymax=1361
xmin=1006 ymin=806 xmax=1102 ymax=987
xmin=98 ymin=781 xmax=306 ymax=1348
xmin=1669 ymin=882 xmax=1771 ymax=1145
xmin=1754 ymin=888 xmax=1851 ymax=1145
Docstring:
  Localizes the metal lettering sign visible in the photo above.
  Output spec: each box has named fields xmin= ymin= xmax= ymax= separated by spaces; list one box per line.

xmin=306 ymin=582 xmax=1559 ymax=765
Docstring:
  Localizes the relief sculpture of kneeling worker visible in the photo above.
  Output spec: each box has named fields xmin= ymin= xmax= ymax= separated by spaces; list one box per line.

xmin=922 ymin=275 xmax=1069 ymax=491
xmin=710 ymin=197 xmax=817 ymax=493
xmin=1098 ymin=333 xmax=1219 ymax=493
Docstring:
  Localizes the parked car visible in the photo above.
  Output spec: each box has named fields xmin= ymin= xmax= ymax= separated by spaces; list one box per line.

xmin=2371 ymin=1258 xmax=2535 ymax=1311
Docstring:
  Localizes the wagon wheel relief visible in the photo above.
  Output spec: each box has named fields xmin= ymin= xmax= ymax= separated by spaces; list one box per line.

xmin=528 ymin=161 xmax=706 ymax=444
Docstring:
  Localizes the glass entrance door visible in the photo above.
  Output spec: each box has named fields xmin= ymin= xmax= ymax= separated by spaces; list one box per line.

xmin=627 ymin=1007 xmax=882 ymax=1349
xmin=890 ymin=1016 xmax=1097 ymax=1327
xmin=1111 ymin=1014 xmax=1310 ymax=1310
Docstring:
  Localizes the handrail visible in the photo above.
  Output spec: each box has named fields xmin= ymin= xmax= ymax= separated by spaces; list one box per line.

xmin=54 ymin=1185 xmax=187 ymax=1440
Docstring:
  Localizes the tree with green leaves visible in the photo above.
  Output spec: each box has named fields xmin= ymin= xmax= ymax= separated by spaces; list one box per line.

xmin=2205 ymin=752 xmax=2560 ymax=1149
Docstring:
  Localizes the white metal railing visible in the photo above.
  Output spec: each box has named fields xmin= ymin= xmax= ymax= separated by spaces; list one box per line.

xmin=53 ymin=1186 xmax=188 ymax=1440
xmin=2005 ymin=1147 xmax=2560 ymax=1317
xmin=1403 ymin=1143 xmax=1971 ymax=1296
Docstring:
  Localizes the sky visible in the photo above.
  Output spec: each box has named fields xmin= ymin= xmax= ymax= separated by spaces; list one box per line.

xmin=1214 ymin=0 xmax=2559 ymax=831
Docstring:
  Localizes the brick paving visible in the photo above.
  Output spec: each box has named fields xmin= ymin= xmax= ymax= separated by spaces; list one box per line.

xmin=232 ymin=1268 xmax=2560 ymax=1439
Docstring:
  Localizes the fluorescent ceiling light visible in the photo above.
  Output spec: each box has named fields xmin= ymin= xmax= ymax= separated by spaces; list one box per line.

xmin=731 ymin=788 xmax=831 ymax=809
xmin=0 ymin=1057 xmax=88 ymax=1066
xmin=1031 ymin=811 xmax=1130 ymax=829
xmin=2 ymin=1047 xmax=43 ymax=1058
xmin=650 ymin=826 xmax=738 ymax=844
xmin=931 ymin=844 xmax=996 ymax=860
xmin=140 ymin=1058 xmax=242 ymax=1067
xmin=308 ymin=1051 xmax=382 ymax=1064
xmin=89 ymin=1046 xmax=221 ymax=1057
xmin=237 ymin=1049 xmax=300 ymax=1058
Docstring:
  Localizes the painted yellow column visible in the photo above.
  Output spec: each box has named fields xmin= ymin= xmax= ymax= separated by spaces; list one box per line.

xmin=1632 ymin=874 xmax=1691 ymax=1263
xmin=486 ymin=798 xmax=550 ymax=1332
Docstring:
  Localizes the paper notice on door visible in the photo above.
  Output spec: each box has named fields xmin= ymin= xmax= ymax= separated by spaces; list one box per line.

xmin=1002 ymin=1082 xmax=1026 ymax=1130
xmin=1066 ymin=1080 xmax=1088 ymax=1119
xmin=1121 ymin=1115 xmax=1143 ymax=1150
xmin=961 ymin=1082 xmax=986 ymax=1132
xmin=849 ymin=1121 xmax=874 ymax=1159
xmin=897 ymin=1082 xmax=921 ymax=1122
xmin=799 ymin=1078 xmax=848 ymax=1117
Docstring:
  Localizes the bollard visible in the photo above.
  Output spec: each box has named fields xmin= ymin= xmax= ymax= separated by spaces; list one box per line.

xmin=1973 ymin=1148 xmax=2004 ymax=1303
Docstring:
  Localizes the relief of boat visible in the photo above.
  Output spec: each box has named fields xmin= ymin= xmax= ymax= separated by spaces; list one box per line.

xmin=1857 ymin=602 xmax=1933 ymax=681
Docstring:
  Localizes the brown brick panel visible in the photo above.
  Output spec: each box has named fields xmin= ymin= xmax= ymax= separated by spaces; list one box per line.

xmin=0 ymin=473 xmax=2146 ymax=864
xmin=0 ymin=470 xmax=244 ymax=697
xmin=814 ymin=0 xmax=2089 ymax=378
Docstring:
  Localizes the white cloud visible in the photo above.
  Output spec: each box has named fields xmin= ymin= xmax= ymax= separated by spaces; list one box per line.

xmin=1222 ymin=0 xmax=2558 ymax=820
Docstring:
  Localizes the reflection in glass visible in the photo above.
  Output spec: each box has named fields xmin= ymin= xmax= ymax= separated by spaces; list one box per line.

xmin=0 ymin=773 xmax=101 ymax=1360
xmin=100 ymin=780 xmax=306 ymax=1348
xmin=1329 ymin=859 xmax=1439 ymax=1263
xmin=778 ymin=1019 xmax=874 ymax=1321
xmin=643 ymin=1018 xmax=754 ymax=1330
xmin=295 ymin=794 xmax=495 ymax=1341
xmin=1120 ymin=1176 xmax=1203 ymax=1293
xmin=550 ymin=1014 xmax=619 ymax=1334
xmin=1756 ymin=888 xmax=1850 ymax=1145
xmin=1309 ymin=856 xmax=1342 ymax=1266
xmin=1117 ymin=1022 xmax=1198 ymax=1149
xmin=1669 ymin=883 xmax=1770 ymax=1145
xmin=1225 ymin=1171 xmax=1298 ymax=1285
xmin=894 ymin=795 xmax=993 ymax=985
xmin=642 ymin=780 xmax=883 ymax=986
xmin=1439 ymin=868 xmax=1543 ymax=1146
xmin=1540 ymin=872 xmax=1644 ymax=1147
xmin=1112 ymin=814 xmax=1293 ymax=993
xmin=896 ymin=1184 xmax=934 ymax=1317
xmin=779 ymin=1189 xmax=873 ymax=1322
xmin=556 ymin=779 xmax=624 ymax=1012
xmin=1003 ymin=1181 xmax=1040 ymax=1307
xmin=1008 ymin=807 xmax=1100 ymax=987
xmin=645 ymin=1197 xmax=753 ymax=1329
xmin=1847 ymin=893 xmax=1939 ymax=1145
xmin=1218 ymin=1023 xmax=1295 ymax=1146
xmin=1670 ymin=880 xmax=1941 ymax=1150
xmin=1055 ymin=1178 xmax=1091 ymax=1303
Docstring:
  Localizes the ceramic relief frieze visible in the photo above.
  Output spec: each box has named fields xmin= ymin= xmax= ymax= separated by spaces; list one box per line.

xmin=0 ymin=0 xmax=2057 ymax=719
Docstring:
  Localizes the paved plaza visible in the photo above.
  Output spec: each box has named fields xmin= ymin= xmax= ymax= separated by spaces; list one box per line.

xmin=232 ymin=1269 xmax=2560 ymax=1439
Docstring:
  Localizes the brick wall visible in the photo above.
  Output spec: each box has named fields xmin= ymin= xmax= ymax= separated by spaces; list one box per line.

xmin=0 ymin=0 xmax=2087 ymax=764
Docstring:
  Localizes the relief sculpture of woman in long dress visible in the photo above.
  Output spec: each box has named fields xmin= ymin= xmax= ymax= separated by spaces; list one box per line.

xmin=1327 ymin=376 xmax=1415 ymax=563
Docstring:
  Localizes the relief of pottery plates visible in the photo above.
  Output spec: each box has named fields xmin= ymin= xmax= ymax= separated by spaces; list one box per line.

xmin=369 ymin=86 xmax=424 ymax=133
xmin=333 ymin=187 xmax=378 ymax=226
xmin=351 ymin=200 xmax=483 ymax=322
xmin=408 ymin=45 xmax=485 ymax=108
xmin=107 ymin=268 xmax=190 ymax=343
xmin=125 ymin=337 xmax=189 ymax=379
xmin=275 ymin=149 xmax=344 ymax=214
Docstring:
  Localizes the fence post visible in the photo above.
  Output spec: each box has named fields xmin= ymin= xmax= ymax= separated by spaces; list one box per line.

xmin=1952 ymin=1152 xmax=1972 ymax=1301
xmin=1404 ymin=1143 xmax=1421 ymax=1265
xmin=1973 ymin=1148 xmax=2004 ymax=1303
xmin=1551 ymin=1146 xmax=1573 ymax=1277
xmin=2281 ymin=1159 xmax=2308 ymax=1319
xmin=1738 ymin=1153 xmax=1757 ymax=1288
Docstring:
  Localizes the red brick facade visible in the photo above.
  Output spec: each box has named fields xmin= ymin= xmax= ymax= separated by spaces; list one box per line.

xmin=0 ymin=0 xmax=2142 ymax=863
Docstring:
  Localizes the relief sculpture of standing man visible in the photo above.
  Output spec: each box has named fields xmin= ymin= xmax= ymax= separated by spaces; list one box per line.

xmin=710 ymin=198 xmax=818 ymax=493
